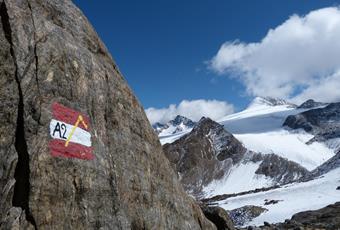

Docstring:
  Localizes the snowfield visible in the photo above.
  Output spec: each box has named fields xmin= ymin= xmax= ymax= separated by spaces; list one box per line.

xmin=159 ymin=128 xmax=192 ymax=145
xmin=217 ymin=167 xmax=340 ymax=226
xmin=218 ymin=101 xmax=335 ymax=170
xmin=203 ymin=161 xmax=273 ymax=196
xmin=234 ymin=130 xmax=334 ymax=170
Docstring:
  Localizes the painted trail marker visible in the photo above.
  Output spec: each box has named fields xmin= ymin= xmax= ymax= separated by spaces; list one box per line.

xmin=49 ymin=102 xmax=94 ymax=160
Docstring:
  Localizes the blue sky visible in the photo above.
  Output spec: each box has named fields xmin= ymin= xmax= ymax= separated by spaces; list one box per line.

xmin=73 ymin=0 xmax=340 ymax=123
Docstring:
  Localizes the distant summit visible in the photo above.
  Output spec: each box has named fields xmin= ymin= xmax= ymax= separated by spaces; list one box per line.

xmin=153 ymin=115 xmax=196 ymax=135
xmin=297 ymin=99 xmax=328 ymax=109
xmin=169 ymin=115 xmax=196 ymax=127
xmin=248 ymin=97 xmax=297 ymax=109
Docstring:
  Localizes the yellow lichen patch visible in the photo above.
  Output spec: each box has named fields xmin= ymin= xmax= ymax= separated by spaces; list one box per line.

xmin=45 ymin=71 xmax=54 ymax=82
xmin=72 ymin=60 xmax=79 ymax=70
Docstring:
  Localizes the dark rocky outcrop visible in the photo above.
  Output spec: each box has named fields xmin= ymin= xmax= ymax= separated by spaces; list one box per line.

xmin=297 ymin=99 xmax=327 ymax=109
xmin=200 ymin=205 xmax=235 ymax=230
xmin=0 ymin=0 xmax=216 ymax=229
xmin=152 ymin=122 xmax=169 ymax=134
xmin=283 ymin=102 xmax=340 ymax=142
xmin=263 ymin=199 xmax=281 ymax=206
xmin=228 ymin=205 xmax=267 ymax=226
xmin=253 ymin=153 xmax=310 ymax=184
xmin=163 ymin=117 xmax=246 ymax=197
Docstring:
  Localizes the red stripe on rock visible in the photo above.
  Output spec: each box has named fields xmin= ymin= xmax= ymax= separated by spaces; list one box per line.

xmin=52 ymin=102 xmax=90 ymax=130
xmin=49 ymin=139 xmax=94 ymax=160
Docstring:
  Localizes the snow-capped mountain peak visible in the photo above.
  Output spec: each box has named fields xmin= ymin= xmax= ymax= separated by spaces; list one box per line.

xmin=247 ymin=96 xmax=296 ymax=109
xmin=169 ymin=115 xmax=196 ymax=127
xmin=153 ymin=115 xmax=196 ymax=141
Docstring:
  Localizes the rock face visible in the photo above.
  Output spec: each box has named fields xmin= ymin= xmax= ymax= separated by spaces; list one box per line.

xmin=0 ymin=0 xmax=216 ymax=229
xmin=283 ymin=102 xmax=340 ymax=142
xmin=163 ymin=117 xmax=246 ymax=197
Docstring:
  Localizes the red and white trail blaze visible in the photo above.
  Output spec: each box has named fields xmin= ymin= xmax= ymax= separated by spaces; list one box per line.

xmin=49 ymin=102 xmax=94 ymax=160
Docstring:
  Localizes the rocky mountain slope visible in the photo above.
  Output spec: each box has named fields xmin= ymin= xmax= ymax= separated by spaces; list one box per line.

xmin=163 ymin=117 xmax=309 ymax=198
xmin=163 ymin=117 xmax=246 ymax=197
xmin=297 ymin=99 xmax=328 ymax=109
xmin=155 ymin=97 xmax=340 ymax=227
xmin=283 ymin=102 xmax=340 ymax=145
xmin=310 ymin=150 xmax=340 ymax=177
xmin=158 ymin=97 xmax=336 ymax=170
xmin=0 ymin=0 xmax=216 ymax=229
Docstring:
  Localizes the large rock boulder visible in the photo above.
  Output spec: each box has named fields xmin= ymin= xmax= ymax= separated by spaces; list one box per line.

xmin=200 ymin=205 xmax=235 ymax=230
xmin=228 ymin=205 xmax=268 ymax=227
xmin=0 ymin=0 xmax=216 ymax=229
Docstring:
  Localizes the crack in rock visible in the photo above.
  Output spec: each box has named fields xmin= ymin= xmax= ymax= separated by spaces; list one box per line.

xmin=0 ymin=1 xmax=37 ymax=229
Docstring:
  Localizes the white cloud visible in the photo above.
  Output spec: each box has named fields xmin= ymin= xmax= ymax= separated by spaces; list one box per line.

xmin=210 ymin=7 xmax=340 ymax=103
xmin=145 ymin=99 xmax=234 ymax=124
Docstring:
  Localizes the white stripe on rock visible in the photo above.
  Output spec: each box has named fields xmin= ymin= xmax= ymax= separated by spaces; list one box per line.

xmin=49 ymin=119 xmax=91 ymax=147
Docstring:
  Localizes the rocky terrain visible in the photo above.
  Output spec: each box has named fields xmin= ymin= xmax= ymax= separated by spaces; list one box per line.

xmin=228 ymin=205 xmax=268 ymax=226
xmin=0 ymin=0 xmax=216 ymax=229
xmin=253 ymin=153 xmax=309 ymax=185
xmin=163 ymin=117 xmax=246 ymax=197
xmin=157 ymin=98 xmax=340 ymax=227
xmin=163 ymin=117 xmax=309 ymax=198
xmin=1 ymin=0 xmax=339 ymax=228
xmin=283 ymin=102 xmax=340 ymax=143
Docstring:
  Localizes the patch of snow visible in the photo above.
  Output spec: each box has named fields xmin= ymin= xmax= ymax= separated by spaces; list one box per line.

xmin=218 ymin=167 xmax=340 ymax=226
xmin=203 ymin=161 xmax=274 ymax=196
xmin=235 ymin=130 xmax=334 ymax=170
xmin=159 ymin=129 xmax=191 ymax=145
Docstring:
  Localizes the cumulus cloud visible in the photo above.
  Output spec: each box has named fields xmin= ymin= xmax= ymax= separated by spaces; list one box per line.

xmin=210 ymin=7 xmax=340 ymax=103
xmin=145 ymin=99 xmax=234 ymax=124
